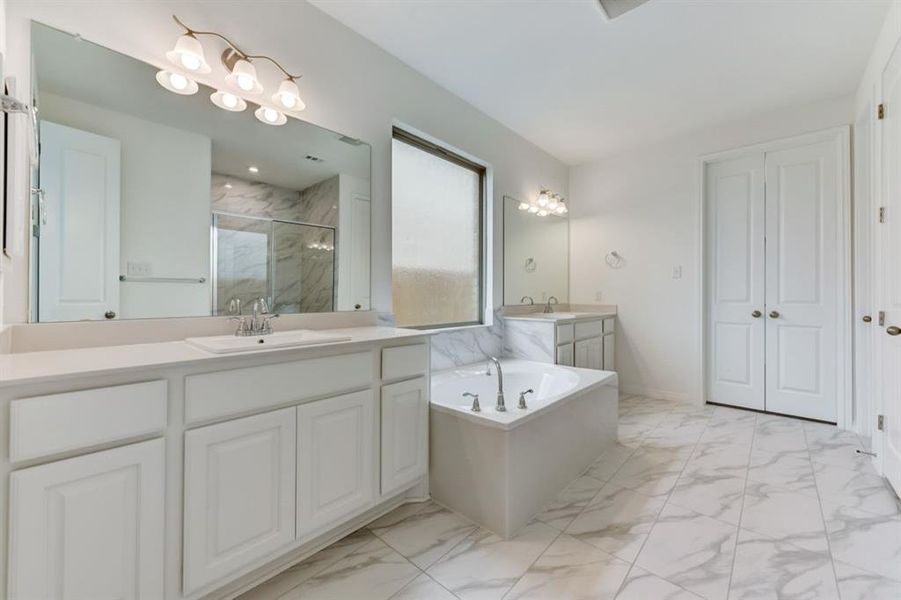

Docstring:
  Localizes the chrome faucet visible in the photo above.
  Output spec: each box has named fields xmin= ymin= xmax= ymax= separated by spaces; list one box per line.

xmin=229 ymin=298 xmax=279 ymax=336
xmin=543 ymin=296 xmax=559 ymax=313
xmin=486 ymin=356 xmax=506 ymax=412
xmin=518 ymin=388 xmax=534 ymax=409
xmin=463 ymin=392 xmax=480 ymax=412
xmin=521 ymin=295 xmax=534 ymax=305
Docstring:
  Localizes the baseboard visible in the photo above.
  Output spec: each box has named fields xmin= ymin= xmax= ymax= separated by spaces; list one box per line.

xmin=619 ymin=384 xmax=701 ymax=405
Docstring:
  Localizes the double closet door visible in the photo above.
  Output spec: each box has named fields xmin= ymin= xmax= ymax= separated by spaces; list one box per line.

xmin=706 ymin=134 xmax=845 ymax=422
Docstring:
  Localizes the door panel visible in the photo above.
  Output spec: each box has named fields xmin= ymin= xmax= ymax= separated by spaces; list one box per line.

xmin=38 ymin=121 xmax=120 ymax=322
xmin=764 ymin=141 xmax=839 ymax=422
xmin=183 ymin=408 xmax=296 ymax=594
xmin=381 ymin=377 xmax=428 ymax=496
xmin=706 ymin=154 xmax=766 ymax=410
xmin=8 ymin=439 xmax=164 ymax=600
xmin=297 ymin=389 xmax=375 ymax=540
xmin=881 ymin=42 xmax=901 ymax=496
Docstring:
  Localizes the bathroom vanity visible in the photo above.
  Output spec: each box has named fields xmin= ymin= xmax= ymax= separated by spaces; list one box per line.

xmin=0 ymin=327 xmax=430 ymax=599
xmin=504 ymin=312 xmax=616 ymax=370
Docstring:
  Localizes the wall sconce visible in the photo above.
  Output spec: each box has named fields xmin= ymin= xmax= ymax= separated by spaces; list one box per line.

xmin=517 ymin=188 xmax=568 ymax=217
xmin=156 ymin=15 xmax=305 ymax=125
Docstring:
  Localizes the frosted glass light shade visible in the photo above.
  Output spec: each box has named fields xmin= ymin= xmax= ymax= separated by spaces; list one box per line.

xmin=166 ymin=34 xmax=211 ymax=73
xmin=254 ymin=106 xmax=287 ymax=126
xmin=210 ymin=90 xmax=247 ymax=112
xmin=272 ymin=79 xmax=305 ymax=111
xmin=155 ymin=69 xmax=198 ymax=95
xmin=225 ymin=59 xmax=263 ymax=94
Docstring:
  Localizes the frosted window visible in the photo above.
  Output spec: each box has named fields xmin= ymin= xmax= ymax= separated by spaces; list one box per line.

xmin=392 ymin=135 xmax=484 ymax=328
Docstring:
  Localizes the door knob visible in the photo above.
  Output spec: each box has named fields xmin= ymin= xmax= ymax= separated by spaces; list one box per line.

xmin=751 ymin=310 xmax=762 ymax=318
xmin=104 ymin=310 xmax=116 ymax=320
xmin=888 ymin=326 xmax=901 ymax=336
xmin=863 ymin=315 xmax=872 ymax=323
xmin=769 ymin=311 xmax=780 ymax=319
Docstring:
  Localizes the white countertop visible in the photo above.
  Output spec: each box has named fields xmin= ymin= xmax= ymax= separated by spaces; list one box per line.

xmin=0 ymin=326 xmax=429 ymax=388
xmin=502 ymin=311 xmax=616 ymax=323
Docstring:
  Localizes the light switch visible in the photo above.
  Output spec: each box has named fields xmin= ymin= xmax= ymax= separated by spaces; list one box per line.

xmin=595 ymin=291 xmax=603 ymax=301
xmin=672 ymin=265 xmax=682 ymax=279
xmin=127 ymin=261 xmax=153 ymax=277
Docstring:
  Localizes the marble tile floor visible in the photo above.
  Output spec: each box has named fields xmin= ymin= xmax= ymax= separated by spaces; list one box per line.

xmin=240 ymin=394 xmax=901 ymax=600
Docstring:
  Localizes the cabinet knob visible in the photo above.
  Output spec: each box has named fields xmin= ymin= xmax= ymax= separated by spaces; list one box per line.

xmin=751 ymin=310 xmax=762 ymax=318
xmin=104 ymin=310 xmax=116 ymax=320
xmin=862 ymin=315 xmax=872 ymax=323
xmin=888 ymin=326 xmax=901 ymax=336
xmin=769 ymin=311 xmax=780 ymax=319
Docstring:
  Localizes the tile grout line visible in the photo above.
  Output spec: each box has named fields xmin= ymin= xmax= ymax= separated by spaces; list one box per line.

xmin=610 ymin=398 xmax=706 ymax=599
xmin=724 ymin=410 xmax=759 ymax=598
xmin=803 ymin=423 xmax=846 ymax=598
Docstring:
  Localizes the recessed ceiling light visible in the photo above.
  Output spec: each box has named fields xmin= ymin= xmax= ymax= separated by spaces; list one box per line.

xmin=248 ymin=166 xmax=259 ymax=174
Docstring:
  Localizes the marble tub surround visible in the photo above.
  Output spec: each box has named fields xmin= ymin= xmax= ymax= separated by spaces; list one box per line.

xmin=242 ymin=394 xmax=901 ymax=600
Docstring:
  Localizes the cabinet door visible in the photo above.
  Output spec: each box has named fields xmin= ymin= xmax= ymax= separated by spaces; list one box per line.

xmin=603 ymin=334 xmax=615 ymax=371
xmin=574 ymin=339 xmax=591 ymax=369
xmin=183 ymin=408 xmax=296 ymax=594
xmin=381 ymin=377 xmax=428 ymax=496
xmin=556 ymin=343 xmax=574 ymax=367
xmin=575 ymin=337 xmax=603 ymax=370
xmin=297 ymin=389 xmax=376 ymax=540
xmin=9 ymin=439 xmax=164 ymax=600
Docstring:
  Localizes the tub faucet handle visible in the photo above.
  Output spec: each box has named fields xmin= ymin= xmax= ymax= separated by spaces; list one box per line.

xmin=518 ymin=389 xmax=534 ymax=409
xmin=463 ymin=392 xmax=480 ymax=412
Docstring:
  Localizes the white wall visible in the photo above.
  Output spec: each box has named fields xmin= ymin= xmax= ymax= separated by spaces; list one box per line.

xmin=569 ymin=95 xmax=853 ymax=402
xmin=39 ymin=93 xmax=212 ymax=319
xmin=1 ymin=0 xmax=568 ymax=338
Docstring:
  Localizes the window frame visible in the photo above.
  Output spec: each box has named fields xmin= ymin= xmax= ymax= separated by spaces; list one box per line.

xmin=391 ymin=127 xmax=488 ymax=330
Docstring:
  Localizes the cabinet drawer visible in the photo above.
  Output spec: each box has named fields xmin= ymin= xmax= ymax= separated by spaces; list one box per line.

xmin=574 ymin=319 xmax=603 ymax=340
xmin=382 ymin=343 xmax=428 ymax=382
xmin=10 ymin=380 xmax=167 ymax=462
xmin=185 ymin=351 xmax=373 ymax=423
xmin=556 ymin=324 xmax=574 ymax=344
xmin=603 ymin=318 xmax=616 ymax=333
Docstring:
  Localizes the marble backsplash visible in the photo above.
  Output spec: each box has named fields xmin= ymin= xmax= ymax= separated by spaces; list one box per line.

xmin=429 ymin=310 xmax=505 ymax=371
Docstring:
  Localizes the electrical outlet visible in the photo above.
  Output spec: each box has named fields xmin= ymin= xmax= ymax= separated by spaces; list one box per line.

xmin=672 ymin=265 xmax=682 ymax=279
xmin=127 ymin=261 xmax=152 ymax=277
xmin=595 ymin=291 xmax=603 ymax=302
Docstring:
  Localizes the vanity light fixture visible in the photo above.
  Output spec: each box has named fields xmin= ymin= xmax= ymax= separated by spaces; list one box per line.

xmin=254 ymin=105 xmax=287 ymax=126
xmin=160 ymin=15 xmax=307 ymax=120
xmin=519 ymin=188 xmax=567 ymax=217
xmin=210 ymin=90 xmax=247 ymax=112
xmin=155 ymin=69 xmax=198 ymax=95
xmin=537 ymin=189 xmax=550 ymax=207
xmin=517 ymin=201 xmax=530 ymax=211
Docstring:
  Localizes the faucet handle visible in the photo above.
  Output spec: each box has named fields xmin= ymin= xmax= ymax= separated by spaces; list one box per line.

xmin=228 ymin=315 xmax=249 ymax=335
xmin=518 ymin=389 xmax=534 ymax=409
xmin=463 ymin=392 xmax=480 ymax=412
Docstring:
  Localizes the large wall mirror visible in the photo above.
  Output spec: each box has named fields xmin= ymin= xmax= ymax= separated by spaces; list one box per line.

xmin=29 ymin=22 xmax=371 ymax=322
xmin=503 ymin=195 xmax=568 ymax=306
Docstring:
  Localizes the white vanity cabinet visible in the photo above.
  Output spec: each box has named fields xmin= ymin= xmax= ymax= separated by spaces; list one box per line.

xmin=183 ymin=408 xmax=297 ymax=594
xmin=8 ymin=439 xmax=165 ymax=600
xmin=297 ymin=389 xmax=376 ymax=540
xmin=0 ymin=330 xmax=431 ymax=600
xmin=505 ymin=314 xmax=615 ymax=371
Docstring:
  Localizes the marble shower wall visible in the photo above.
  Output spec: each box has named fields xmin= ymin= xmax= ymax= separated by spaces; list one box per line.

xmin=211 ymin=174 xmax=338 ymax=314
xmin=429 ymin=310 xmax=505 ymax=370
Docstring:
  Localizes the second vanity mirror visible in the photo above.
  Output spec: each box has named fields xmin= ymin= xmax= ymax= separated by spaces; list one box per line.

xmin=503 ymin=194 xmax=569 ymax=307
xmin=29 ymin=22 xmax=371 ymax=322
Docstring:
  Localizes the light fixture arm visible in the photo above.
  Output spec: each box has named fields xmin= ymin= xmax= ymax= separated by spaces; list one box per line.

xmin=172 ymin=15 xmax=302 ymax=81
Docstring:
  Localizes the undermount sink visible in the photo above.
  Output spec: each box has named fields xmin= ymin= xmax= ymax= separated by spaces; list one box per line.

xmin=185 ymin=329 xmax=352 ymax=354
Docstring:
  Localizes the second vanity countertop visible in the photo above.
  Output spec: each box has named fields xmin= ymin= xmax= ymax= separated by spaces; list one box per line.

xmin=0 ymin=326 xmax=430 ymax=388
xmin=502 ymin=311 xmax=616 ymax=323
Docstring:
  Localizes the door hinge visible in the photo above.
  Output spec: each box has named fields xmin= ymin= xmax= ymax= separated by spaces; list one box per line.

xmin=879 ymin=206 xmax=887 ymax=223
xmin=879 ymin=103 xmax=886 ymax=120
xmin=878 ymin=414 xmax=885 ymax=432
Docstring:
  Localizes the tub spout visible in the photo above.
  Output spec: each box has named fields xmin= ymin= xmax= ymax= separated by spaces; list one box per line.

xmin=487 ymin=356 xmax=506 ymax=412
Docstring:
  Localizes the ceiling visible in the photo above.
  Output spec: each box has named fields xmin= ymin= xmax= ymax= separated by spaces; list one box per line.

xmin=310 ymin=0 xmax=890 ymax=165
xmin=33 ymin=22 xmax=370 ymax=191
